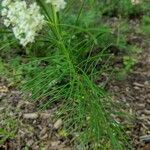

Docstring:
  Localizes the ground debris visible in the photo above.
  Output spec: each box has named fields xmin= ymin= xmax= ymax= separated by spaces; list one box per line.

xmin=0 ymin=83 xmax=72 ymax=149
xmin=140 ymin=135 xmax=150 ymax=142
xmin=0 ymin=85 xmax=8 ymax=93
xmin=54 ymin=119 xmax=63 ymax=130
xmin=23 ymin=113 xmax=38 ymax=119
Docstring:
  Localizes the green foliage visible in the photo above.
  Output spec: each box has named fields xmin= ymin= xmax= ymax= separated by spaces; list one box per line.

xmin=90 ymin=0 xmax=149 ymax=18
xmin=140 ymin=15 xmax=150 ymax=34
xmin=102 ymin=0 xmax=133 ymax=17
xmin=21 ymin=1 xmax=131 ymax=149
xmin=0 ymin=118 xmax=18 ymax=145
xmin=115 ymin=44 xmax=141 ymax=80
xmin=123 ymin=56 xmax=137 ymax=72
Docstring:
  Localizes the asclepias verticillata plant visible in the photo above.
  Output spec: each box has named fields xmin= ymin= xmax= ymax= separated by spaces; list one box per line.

xmin=1 ymin=0 xmax=129 ymax=149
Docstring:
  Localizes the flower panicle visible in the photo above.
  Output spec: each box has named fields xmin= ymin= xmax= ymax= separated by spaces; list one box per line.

xmin=46 ymin=0 xmax=67 ymax=12
xmin=1 ymin=0 xmax=45 ymax=46
xmin=1 ymin=0 xmax=67 ymax=46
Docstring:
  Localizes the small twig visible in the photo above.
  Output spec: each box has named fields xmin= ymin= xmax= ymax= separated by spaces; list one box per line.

xmin=140 ymin=135 xmax=150 ymax=143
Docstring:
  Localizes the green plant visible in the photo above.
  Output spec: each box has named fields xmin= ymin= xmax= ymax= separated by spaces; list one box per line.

xmin=0 ymin=118 xmax=18 ymax=145
xmin=123 ymin=56 xmax=137 ymax=72
xmin=140 ymin=15 xmax=150 ymax=34
xmin=97 ymin=0 xmax=149 ymax=18
xmin=21 ymin=1 xmax=130 ymax=149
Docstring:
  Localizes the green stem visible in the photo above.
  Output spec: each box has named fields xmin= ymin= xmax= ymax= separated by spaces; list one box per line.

xmin=51 ymin=8 xmax=77 ymax=91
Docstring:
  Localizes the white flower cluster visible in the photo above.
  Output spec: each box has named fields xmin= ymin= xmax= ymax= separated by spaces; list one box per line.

xmin=131 ymin=0 xmax=141 ymax=5
xmin=1 ymin=0 xmax=45 ymax=46
xmin=46 ymin=0 xmax=66 ymax=12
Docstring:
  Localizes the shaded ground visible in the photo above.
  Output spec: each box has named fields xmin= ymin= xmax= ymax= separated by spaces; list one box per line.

xmin=107 ymin=31 xmax=150 ymax=149
xmin=0 ymin=83 xmax=72 ymax=150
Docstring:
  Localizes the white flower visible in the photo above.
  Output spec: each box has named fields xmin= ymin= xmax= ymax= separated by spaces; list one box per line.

xmin=131 ymin=0 xmax=141 ymax=5
xmin=1 ymin=8 xmax=8 ymax=16
xmin=2 ymin=0 xmax=11 ymax=7
xmin=3 ymin=19 xmax=10 ymax=27
xmin=46 ymin=0 xmax=66 ymax=11
xmin=1 ymin=0 xmax=45 ymax=46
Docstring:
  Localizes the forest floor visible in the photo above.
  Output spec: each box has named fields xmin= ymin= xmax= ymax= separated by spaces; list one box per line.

xmin=0 ymin=19 xmax=149 ymax=150
xmin=107 ymin=28 xmax=150 ymax=149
